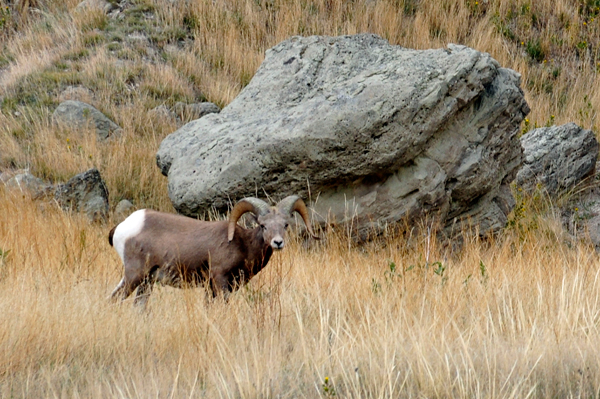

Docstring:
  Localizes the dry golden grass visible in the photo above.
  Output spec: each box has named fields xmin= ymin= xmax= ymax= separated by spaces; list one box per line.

xmin=1 ymin=0 xmax=600 ymax=397
xmin=1 ymin=188 xmax=600 ymax=397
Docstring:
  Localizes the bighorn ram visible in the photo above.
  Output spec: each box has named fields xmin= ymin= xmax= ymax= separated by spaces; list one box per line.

xmin=109 ymin=195 xmax=318 ymax=305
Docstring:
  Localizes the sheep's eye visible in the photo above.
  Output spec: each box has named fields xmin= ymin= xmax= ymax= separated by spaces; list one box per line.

xmin=260 ymin=224 xmax=266 ymax=229
xmin=285 ymin=223 xmax=289 ymax=228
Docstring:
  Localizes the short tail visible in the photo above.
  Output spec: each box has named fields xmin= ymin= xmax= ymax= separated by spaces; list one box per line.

xmin=108 ymin=225 xmax=117 ymax=246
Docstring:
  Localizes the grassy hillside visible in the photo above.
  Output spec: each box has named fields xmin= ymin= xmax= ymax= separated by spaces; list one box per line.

xmin=1 ymin=0 xmax=600 ymax=397
xmin=1 ymin=0 xmax=600 ymax=207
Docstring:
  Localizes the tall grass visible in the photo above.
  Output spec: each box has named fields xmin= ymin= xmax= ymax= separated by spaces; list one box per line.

xmin=1 ymin=187 xmax=600 ymax=397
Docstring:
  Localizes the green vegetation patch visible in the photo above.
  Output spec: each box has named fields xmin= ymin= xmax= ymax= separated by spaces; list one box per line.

xmin=62 ymin=48 xmax=90 ymax=62
xmin=0 ymin=48 xmax=15 ymax=69
xmin=83 ymin=30 xmax=105 ymax=47
xmin=579 ymin=0 xmax=600 ymax=17
xmin=141 ymin=81 xmax=193 ymax=105
xmin=492 ymin=14 xmax=517 ymax=41
xmin=1 ymin=69 xmax=82 ymax=113
xmin=100 ymin=0 xmax=195 ymax=56
xmin=526 ymin=39 xmax=545 ymax=62
xmin=116 ymin=3 xmax=156 ymax=35
xmin=149 ymin=26 xmax=188 ymax=45
xmin=0 ymin=4 xmax=11 ymax=31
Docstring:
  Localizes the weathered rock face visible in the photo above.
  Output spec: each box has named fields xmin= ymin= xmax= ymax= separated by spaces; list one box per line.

xmin=114 ymin=199 xmax=136 ymax=222
xmin=54 ymin=168 xmax=109 ymax=222
xmin=157 ymin=34 xmax=529 ymax=237
xmin=2 ymin=171 xmax=52 ymax=198
xmin=516 ymin=123 xmax=599 ymax=196
xmin=53 ymin=100 xmax=122 ymax=140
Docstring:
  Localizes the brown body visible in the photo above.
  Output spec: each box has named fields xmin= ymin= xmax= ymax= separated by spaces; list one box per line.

xmin=109 ymin=196 xmax=318 ymax=306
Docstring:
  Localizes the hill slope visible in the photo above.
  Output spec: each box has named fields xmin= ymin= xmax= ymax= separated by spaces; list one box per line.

xmin=0 ymin=0 xmax=599 ymax=209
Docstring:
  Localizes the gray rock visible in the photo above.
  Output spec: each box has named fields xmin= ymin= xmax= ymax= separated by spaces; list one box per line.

xmin=173 ymin=102 xmax=221 ymax=122
xmin=556 ymin=158 xmax=600 ymax=250
xmin=567 ymin=200 xmax=597 ymax=245
xmin=148 ymin=105 xmax=178 ymax=124
xmin=54 ymin=168 xmax=109 ymax=222
xmin=114 ymin=199 xmax=135 ymax=216
xmin=127 ymin=32 xmax=150 ymax=44
xmin=53 ymin=100 xmax=122 ymax=140
xmin=4 ymin=172 xmax=53 ymax=198
xmin=517 ymin=123 xmax=599 ymax=196
xmin=75 ymin=0 xmax=118 ymax=14
xmin=156 ymin=34 xmax=529 ymax=237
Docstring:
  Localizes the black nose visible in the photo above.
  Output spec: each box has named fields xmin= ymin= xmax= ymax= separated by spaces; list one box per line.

xmin=273 ymin=239 xmax=284 ymax=248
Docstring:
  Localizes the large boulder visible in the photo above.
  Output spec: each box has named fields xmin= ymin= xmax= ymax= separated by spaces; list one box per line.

xmin=156 ymin=34 xmax=529 ymax=237
xmin=516 ymin=123 xmax=599 ymax=196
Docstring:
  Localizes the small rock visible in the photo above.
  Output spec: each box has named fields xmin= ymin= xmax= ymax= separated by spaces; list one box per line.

xmin=559 ymin=161 xmax=600 ymax=250
xmin=115 ymin=199 xmax=135 ymax=216
xmin=55 ymin=168 xmax=109 ymax=222
xmin=163 ymin=44 xmax=179 ymax=54
xmin=75 ymin=0 xmax=117 ymax=14
xmin=53 ymin=100 xmax=122 ymax=140
xmin=173 ymin=102 xmax=220 ymax=122
xmin=127 ymin=32 xmax=149 ymax=43
xmin=148 ymin=105 xmax=178 ymax=124
xmin=4 ymin=172 xmax=53 ymax=198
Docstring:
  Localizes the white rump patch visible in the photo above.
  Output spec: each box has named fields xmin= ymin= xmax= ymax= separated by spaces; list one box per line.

xmin=113 ymin=209 xmax=146 ymax=262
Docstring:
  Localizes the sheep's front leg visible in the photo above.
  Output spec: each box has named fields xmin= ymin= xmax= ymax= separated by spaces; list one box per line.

xmin=211 ymin=273 xmax=232 ymax=300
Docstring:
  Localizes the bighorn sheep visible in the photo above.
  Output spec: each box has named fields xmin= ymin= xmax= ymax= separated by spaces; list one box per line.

xmin=109 ymin=195 xmax=318 ymax=305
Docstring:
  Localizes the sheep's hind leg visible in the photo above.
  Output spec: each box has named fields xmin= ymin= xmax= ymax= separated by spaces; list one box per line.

xmin=133 ymin=279 xmax=154 ymax=309
xmin=110 ymin=275 xmax=143 ymax=302
xmin=110 ymin=277 xmax=127 ymax=301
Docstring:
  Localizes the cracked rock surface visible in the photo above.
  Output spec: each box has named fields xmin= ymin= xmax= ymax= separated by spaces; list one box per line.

xmin=53 ymin=100 xmax=122 ymax=140
xmin=156 ymin=34 xmax=529 ymax=237
xmin=54 ymin=168 xmax=109 ymax=222
xmin=517 ymin=123 xmax=599 ymax=196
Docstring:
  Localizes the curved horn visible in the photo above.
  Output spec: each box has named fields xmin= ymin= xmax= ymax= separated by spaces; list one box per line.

xmin=228 ymin=198 xmax=270 ymax=241
xmin=277 ymin=196 xmax=320 ymax=240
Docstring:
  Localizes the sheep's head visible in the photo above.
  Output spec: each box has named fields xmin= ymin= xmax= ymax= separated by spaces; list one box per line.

xmin=228 ymin=196 xmax=319 ymax=250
